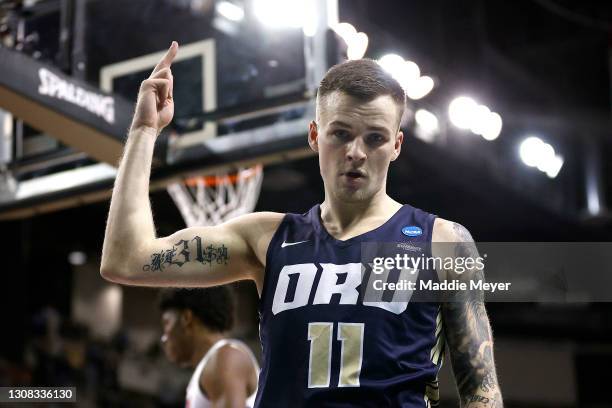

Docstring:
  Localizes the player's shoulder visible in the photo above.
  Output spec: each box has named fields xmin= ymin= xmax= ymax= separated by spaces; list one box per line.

xmin=214 ymin=342 xmax=254 ymax=370
xmin=201 ymin=341 xmax=255 ymax=387
xmin=223 ymin=211 xmax=285 ymax=234
xmin=432 ymin=217 xmax=474 ymax=243
xmin=230 ymin=211 xmax=285 ymax=225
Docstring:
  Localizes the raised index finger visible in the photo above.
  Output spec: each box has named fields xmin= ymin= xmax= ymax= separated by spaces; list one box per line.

xmin=151 ymin=41 xmax=178 ymax=75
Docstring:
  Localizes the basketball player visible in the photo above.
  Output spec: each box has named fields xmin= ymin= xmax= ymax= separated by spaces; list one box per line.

xmin=101 ymin=42 xmax=503 ymax=407
xmin=159 ymin=287 xmax=259 ymax=407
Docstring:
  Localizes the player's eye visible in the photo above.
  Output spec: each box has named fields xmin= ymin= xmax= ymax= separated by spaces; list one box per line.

xmin=366 ymin=133 xmax=386 ymax=145
xmin=332 ymin=129 xmax=351 ymax=141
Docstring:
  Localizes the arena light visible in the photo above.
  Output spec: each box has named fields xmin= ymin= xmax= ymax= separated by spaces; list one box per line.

xmin=535 ymin=142 xmax=555 ymax=172
xmin=406 ymin=76 xmax=434 ymax=100
xmin=448 ymin=96 xmax=503 ymax=140
xmin=469 ymin=105 xmax=491 ymax=135
xmin=253 ymin=0 xmax=306 ymax=29
xmin=333 ymin=22 xmax=369 ymax=59
xmin=378 ymin=55 xmax=420 ymax=84
xmin=215 ymin=1 xmax=244 ymax=22
xmin=378 ymin=54 xmax=434 ymax=99
xmin=519 ymin=136 xmax=545 ymax=167
xmin=448 ymin=96 xmax=478 ymax=130
xmin=378 ymin=54 xmax=409 ymax=78
xmin=346 ymin=32 xmax=369 ymax=59
xmin=545 ymin=155 xmax=564 ymax=178
xmin=252 ymin=0 xmax=319 ymax=36
xmin=519 ymin=136 xmax=564 ymax=178
xmin=301 ymin=0 xmax=318 ymax=36
xmin=481 ymin=112 xmax=502 ymax=141
xmin=394 ymin=60 xmax=420 ymax=93
xmin=414 ymin=109 xmax=439 ymax=142
xmin=333 ymin=22 xmax=357 ymax=41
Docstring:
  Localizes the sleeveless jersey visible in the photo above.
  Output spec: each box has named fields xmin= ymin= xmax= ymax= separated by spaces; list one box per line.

xmin=186 ymin=339 xmax=259 ymax=408
xmin=255 ymin=204 xmax=444 ymax=408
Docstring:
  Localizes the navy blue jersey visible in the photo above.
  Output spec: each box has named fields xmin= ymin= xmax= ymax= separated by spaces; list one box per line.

xmin=256 ymin=204 xmax=444 ymax=408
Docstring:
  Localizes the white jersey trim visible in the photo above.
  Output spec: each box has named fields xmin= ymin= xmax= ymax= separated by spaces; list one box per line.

xmin=186 ymin=338 xmax=259 ymax=408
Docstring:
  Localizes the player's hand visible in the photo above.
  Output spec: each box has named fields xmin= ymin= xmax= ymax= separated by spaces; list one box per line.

xmin=131 ymin=41 xmax=178 ymax=134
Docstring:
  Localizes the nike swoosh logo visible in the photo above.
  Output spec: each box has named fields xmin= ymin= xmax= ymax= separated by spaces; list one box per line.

xmin=281 ymin=240 xmax=309 ymax=248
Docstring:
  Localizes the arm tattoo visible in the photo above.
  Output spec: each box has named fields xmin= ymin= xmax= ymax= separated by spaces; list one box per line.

xmin=142 ymin=236 xmax=229 ymax=271
xmin=442 ymin=223 xmax=503 ymax=408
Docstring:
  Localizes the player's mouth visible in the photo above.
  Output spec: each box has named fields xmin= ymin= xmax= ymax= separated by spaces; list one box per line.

xmin=341 ymin=170 xmax=366 ymax=183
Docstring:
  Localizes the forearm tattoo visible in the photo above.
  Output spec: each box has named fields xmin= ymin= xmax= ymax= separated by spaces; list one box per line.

xmin=443 ymin=223 xmax=503 ymax=408
xmin=143 ymin=236 xmax=229 ymax=271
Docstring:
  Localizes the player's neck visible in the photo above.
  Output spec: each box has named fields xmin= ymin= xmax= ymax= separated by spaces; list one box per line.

xmin=321 ymin=191 xmax=400 ymax=230
xmin=189 ymin=330 xmax=225 ymax=367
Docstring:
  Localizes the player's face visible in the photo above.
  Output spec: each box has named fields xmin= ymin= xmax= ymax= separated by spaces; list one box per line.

xmin=310 ymin=91 xmax=403 ymax=202
xmin=160 ymin=310 xmax=192 ymax=366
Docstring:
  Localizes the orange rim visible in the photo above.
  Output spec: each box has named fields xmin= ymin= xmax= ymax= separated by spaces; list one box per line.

xmin=184 ymin=164 xmax=262 ymax=187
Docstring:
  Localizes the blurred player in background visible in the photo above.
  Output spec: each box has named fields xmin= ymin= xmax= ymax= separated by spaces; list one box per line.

xmin=159 ymin=287 xmax=258 ymax=408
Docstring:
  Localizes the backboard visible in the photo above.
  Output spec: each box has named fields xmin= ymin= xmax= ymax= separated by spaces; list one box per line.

xmin=100 ymin=39 xmax=217 ymax=148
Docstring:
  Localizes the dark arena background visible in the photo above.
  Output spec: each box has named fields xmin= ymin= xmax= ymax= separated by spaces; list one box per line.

xmin=1 ymin=0 xmax=612 ymax=407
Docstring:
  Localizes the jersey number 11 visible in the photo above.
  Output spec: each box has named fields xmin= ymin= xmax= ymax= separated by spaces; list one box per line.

xmin=307 ymin=322 xmax=364 ymax=388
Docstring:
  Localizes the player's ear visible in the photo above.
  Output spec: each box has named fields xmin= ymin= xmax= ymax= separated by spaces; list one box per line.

xmin=180 ymin=309 xmax=193 ymax=328
xmin=391 ymin=130 xmax=403 ymax=161
xmin=308 ymin=121 xmax=319 ymax=153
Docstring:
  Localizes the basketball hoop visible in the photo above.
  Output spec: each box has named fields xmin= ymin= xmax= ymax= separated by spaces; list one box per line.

xmin=166 ymin=165 xmax=263 ymax=227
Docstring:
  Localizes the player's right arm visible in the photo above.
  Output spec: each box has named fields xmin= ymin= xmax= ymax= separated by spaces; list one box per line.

xmin=101 ymin=211 xmax=281 ymax=288
xmin=100 ymin=42 xmax=282 ymax=289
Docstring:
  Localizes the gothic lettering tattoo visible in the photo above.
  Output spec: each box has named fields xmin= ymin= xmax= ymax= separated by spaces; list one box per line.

xmin=142 ymin=247 xmax=177 ymax=271
xmin=142 ymin=236 xmax=229 ymax=271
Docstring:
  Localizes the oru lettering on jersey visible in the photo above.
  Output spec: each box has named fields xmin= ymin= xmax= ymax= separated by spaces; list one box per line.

xmin=271 ymin=262 xmax=419 ymax=315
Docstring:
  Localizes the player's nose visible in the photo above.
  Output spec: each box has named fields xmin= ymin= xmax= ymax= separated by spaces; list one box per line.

xmin=346 ymin=138 xmax=367 ymax=162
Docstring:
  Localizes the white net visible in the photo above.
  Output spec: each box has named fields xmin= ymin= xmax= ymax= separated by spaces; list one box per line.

xmin=166 ymin=165 xmax=263 ymax=227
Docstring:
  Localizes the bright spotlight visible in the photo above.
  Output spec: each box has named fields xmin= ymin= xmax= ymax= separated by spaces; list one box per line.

xmin=378 ymin=55 xmax=419 ymax=83
xmin=481 ymin=112 xmax=502 ymax=141
xmin=301 ymin=0 xmax=318 ymax=36
xmin=216 ymin=1 xmax=244 ymax=22
xmin=449 ymin=97 xmax=502 ymax=139
xmin=415 ymin=109 xmax=439 ymax=132
xmin=334 ymin=22 xmax=368 ymax=59
xmin=378 ymin=55 xmax=431 ymax=96
xmin=253 ymin=0 xmax=306 ymax=29
xmin=448 ymin=96 xmax=478 ymax=130
xmin=404 ymin=61 xmax=420 ymax=80
xmin=346 ymin=32 xmax=369 ymax=60
xmin=469 ymin=105 xmax=492 ymax=136
xmin=519 ymin=136 xmax=562 ymax=177
xmin=378 ymin=54 xmax=406 ymax=78
xmin=545 ymin=155 xmax=564 ymax=178
xmin=535 ymin=142 xmax=555 ymax=172
xmin=414 ymin=109 xmax=439 ymax=142
xmin=395 ymin=60 xmax=420 ymax=89
xmin=519 ymin=136 xmax=545 ymax=167
xmin=333 ymin=22 xmax=357 ymax=41
xmin=406 ymin=75 xmax=434 ymax=100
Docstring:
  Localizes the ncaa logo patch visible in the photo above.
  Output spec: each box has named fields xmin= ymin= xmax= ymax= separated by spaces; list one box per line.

xmin=402 ymin=225 xmax=422 ymax=237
